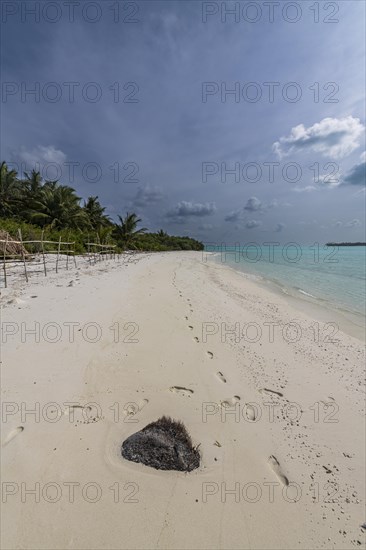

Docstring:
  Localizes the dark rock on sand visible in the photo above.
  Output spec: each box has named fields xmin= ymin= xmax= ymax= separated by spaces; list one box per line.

xmin=121 ymin=416 xmax=200 ymax=472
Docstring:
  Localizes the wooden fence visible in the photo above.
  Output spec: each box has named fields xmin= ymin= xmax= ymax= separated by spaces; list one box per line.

xmin=0 ymin=230 xmax=117 ymax=288
xmin=86 ymin=242 xmax=117 ymax=264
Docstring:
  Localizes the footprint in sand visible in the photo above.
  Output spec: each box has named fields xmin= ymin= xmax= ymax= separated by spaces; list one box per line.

xmin=207 ymin=351 xmax=214 ymax=359
xmin=268 ymin=455 xmax=289 ymax=486
xmin=194 ymin=336 xmax=199 ymax=343
xmin=124 ymin=399 xmax=149 ymax=417
xmin=188 ymin=326 xmax=194 ymax=330
xmin=170 ymin=386 xmax=194 ymax=397
xmin=7 ymin=297 xmax=26 ymax=306
xmin=64 ymin=404 xmax=103 ymax=424
xmin=3 ymin=426 xmax=24 ymax=446
xmin=64 ymin=404 xmax=92 ymax=416
xmin=243 ymin=403 xmax=257 ymax=421
xmin=259 ymin=388 xmax=283 ymax=397
xmin=221 ymin=396 xmax=240 ymax=408
xmin=216 ymin=372 xmax=227 ymax=383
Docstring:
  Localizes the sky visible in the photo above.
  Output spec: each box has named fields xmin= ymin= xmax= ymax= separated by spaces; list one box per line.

xmin=1 ymin=0 xmax=365 ymax=244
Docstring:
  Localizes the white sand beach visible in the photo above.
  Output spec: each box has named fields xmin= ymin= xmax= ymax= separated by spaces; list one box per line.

xmin=1 ymin=251 xmax=365 ymax=549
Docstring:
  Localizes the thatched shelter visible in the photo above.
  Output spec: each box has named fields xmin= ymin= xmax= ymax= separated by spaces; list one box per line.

xmin=0 ymin=230 xmax=28 ymax=257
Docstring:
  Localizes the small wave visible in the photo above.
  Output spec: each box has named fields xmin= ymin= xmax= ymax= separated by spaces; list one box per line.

xmin=237 ymin=271 xmax=263 ymax=282
xmin=298 ymin=288 xmax=316 ymax=298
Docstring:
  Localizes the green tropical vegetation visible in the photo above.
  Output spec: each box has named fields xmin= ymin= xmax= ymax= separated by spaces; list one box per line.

xmin=0 ymin=162 xmax=204 ymax=252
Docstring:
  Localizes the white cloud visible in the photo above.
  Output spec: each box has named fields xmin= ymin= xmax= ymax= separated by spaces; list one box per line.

xmin=166 ymin=201 xmax=216 ymax=219
xmin=317 ymin=174 xmax=341 ymax=188
xmin=225 ymin=197 xmax=262 ymax=222
xmin=244 ymin=196 xmax=262 ymax=211
xmin=245 ymin=220 xmax=262 ymax=229
xmin=133 ymin=185 xmax=164 ymax=207
xmin=225 ymin=196 xmax=287 ymax=224
xmin=225 ymin=209 xmax=242 ymax=222
xmin=345 ymin=218 xmax=361 ymax=227
xmin=292 ymin=185 xmax=317 ymax=193
xmin=273 ymin=116 xmax=364 ymax=159
xmin=333 ymin=219 xmax=362 ymax=228
xmin=13 ymin=145 xmax=67 ymax=168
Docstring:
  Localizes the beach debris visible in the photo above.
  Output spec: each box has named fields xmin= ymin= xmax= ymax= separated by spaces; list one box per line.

xmin=121 ymin=416 xmax=200 ymax=472
xmin=259 ymin=388 xmax=283 ymax=397
xmin=216 ymin=371 xmax=227 ymax=383
xmin=170 ymin=386 xmax=194 ymax=397
xmin=3 ymin=426 xmax=24 ymax=446
xmin=214 ymin=441 xmax=221 ymax=447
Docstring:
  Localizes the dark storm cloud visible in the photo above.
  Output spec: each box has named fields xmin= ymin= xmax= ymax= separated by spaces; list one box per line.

xmin=342 ymin=154 xmax=366 ymax=186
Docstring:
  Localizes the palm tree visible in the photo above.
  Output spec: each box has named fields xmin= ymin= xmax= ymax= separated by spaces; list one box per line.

xmin=22 ymin=170 xmax=43 ymax=196
xmin=18 ymin=170 xmax=44 ymax=221
xmin=83 ymin=196 xmax=110 ymax=231
xmin=113 ymin=212 xmax=147 ymax=249
xmin=27 ymin=182 xmax=88 ymax=229
xmin=0 ymin=162 xmax=21 ymax=217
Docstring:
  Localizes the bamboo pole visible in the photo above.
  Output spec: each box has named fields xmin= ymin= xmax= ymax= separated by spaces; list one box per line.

xmin=18 ymin=229 xmax=28 ymax=283
xmin=97 ymin=233 xmax=101 ymax=262
xmin=0 ymin=239 xmax=71 ymax=245
xmin=85 ymin=243 xmax=115 ymax=248
xmin=66 ymin=233 xmax=69 ymax=270
xmin=56 ymin=236 xmax=61 ymax=273
xmin=41 ymin=230 xmax=47 ymax=277
xmin=87 ymin=234 xmax=91 ymax=264
xmin=3 ymin=233 xmax=8 ymax=288
xmin=73 ymin=242 xmax=77 ymax=268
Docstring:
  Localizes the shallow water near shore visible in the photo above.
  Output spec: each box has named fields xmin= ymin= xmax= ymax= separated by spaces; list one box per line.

xmin=206 ymin=245 xmax=366 ymax=340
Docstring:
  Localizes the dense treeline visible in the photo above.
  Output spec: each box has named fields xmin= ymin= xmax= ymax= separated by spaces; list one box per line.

xmin=0 ymin=162 xmax=203 ymax=252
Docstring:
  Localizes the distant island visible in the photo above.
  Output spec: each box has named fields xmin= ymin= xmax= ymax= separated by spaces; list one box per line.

xmin=326 ymin=242 xmax=366 ymax=247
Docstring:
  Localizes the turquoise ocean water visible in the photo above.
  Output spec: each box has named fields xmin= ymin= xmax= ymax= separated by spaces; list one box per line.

xmin=205 ymin=244 xmax=366 ymax=323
